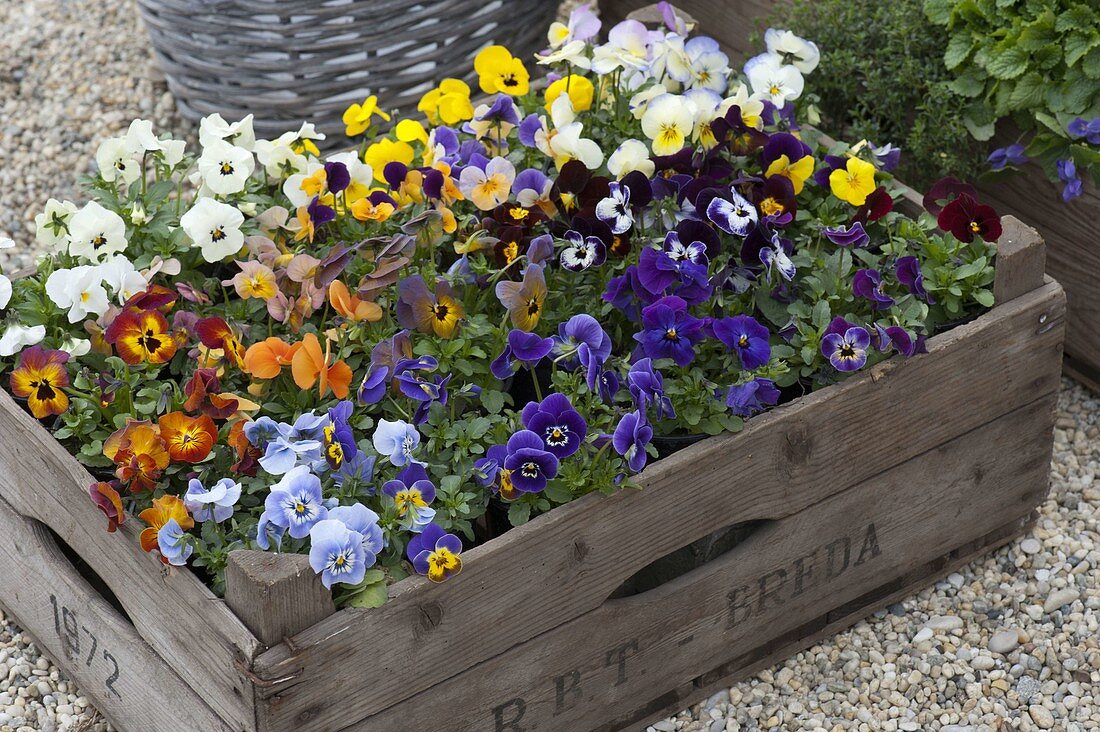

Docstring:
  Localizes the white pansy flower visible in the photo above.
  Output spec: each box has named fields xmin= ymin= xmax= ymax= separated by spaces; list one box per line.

xmin=535 ymin=95 xmax=604 ymax=170
xmin=685 ymin=36 xmax=731 ymax=93
xmin=640 ymin=93 xmax=698 ymax=156
xmin=198 ymin=139 xmax=255 ymax=196
xmin=291 ymin=121 xmax=326 ymax=148
xmin=160 ymin=139 xmax=187 ymax=168
xmin=34 ymin=199 xmax=78 ymax=250
xmin=95 ymin=136 xmax=143 ymax=184
xmin=628 ymin=84 xmax=670 ymax=120
xmin=684 ymin=87 xmax=723 ymax=147
xmin=649 ymin=34 xmax=692 ymax=86
xmin=129 ymin=201 xmax=149 ymax=225
xmin=96 ymin=255 xmax=149 ymax=304
xmin=67 ymin=202 xmax=128 ymax=262
xmin=283 ymin=161 xmax=324 ymax=209
xmin=124 ymin=119 xmax=162 ymax=153
xmin=45 ymin=266 xmax=109 ymax=323
xmin=199 ymin=113 xmax=257 ymax=151
xmin=764 ymin=29 xmax=820 ymax=74
xmin=180 ymin=198 xmax=245 ymax=263
xmin=255 ymin=136 xmax=309 ymax=178
xmin=607 ymin=139 xmax=655 ymax=178
xmin=0 ymin=274 xmax=10 ymax=311
xmin=535 ymin=40 xmax=591 ymax=69
xmin=744 ymin=54 xmax=803 ymax=109
xmin=718 ymin=83 xmax=766 ymax=129
xmin=591 ymin=20 xmax=652 ymax=74
xmin=0 ymin=324 xmax=46 ymax=357
xmin=60 ymin=338 xmax=92 ymax=358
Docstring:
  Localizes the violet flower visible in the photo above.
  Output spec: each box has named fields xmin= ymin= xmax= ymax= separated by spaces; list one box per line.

xmin=323 ymin=161 xmax=351 ymax=193
xmin=895 ymin=256 xmax=933 ymax=303
xmin=822 ymin=325 xmax=870 ymax=372
xmin=560 ymin=230 xmax=607 ymax=272
xmin=712 ymin=314 xmax=772 ymax=370
xmin=502 ymin=430 xmax=560 ymax=493
xmin=634 ymin=295 xmax=704 ymax=366
xmin=725 ymin=377 xmax=781 ymax=417
xmin=987 ymin=144 xmax=1026 ymax=171
xmin=595 ymin=181 xmax=633 ymax=234
xmin=873 ymin=324 xmax=918 ymax=357
xmin=612 ymin=410 xmax=653 ymax=473
xmin=823 ymin=222 xmax=869 ymax=248
xmin=1067 ymin=117 xmax=1100 ymax=145
xmin=1057 ymin=159 xmax=1084 ymax=203
xmin=627 ymin=358 xmax=674 ymax=420
xmin=491 ymin=329 xmax=554 ymax=380
xmin=706 ymin=188 xmax=758 ymax=236
xmin=407 ymin=522 xmax=463 ymax=583
xmin=852 ymin=269 xmax=895 ymax=310
xmin=521 ymin=393 xmax=588 ymax=458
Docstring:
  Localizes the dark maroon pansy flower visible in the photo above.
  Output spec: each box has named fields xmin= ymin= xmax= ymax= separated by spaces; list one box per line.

xmin=937 ymin=193 xmax=1002 ymax=243
xmin=922 ymin=176 xmax=977 ymax=216
xmin=851 ymin=186 xmax=893 ymax=224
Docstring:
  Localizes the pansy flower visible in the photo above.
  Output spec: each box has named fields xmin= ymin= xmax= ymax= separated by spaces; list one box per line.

xmin=937 ymin=193 xmax=1001 ymax=243
xmin=382 ymin=478 xmax=437 ymax=532
xmin=419 ymin=79 xmax=475 ymax=125
xmin=873 ymin=324 xmax=919 ymax=358
xmin=921 ymin=176 xmax=977 ymax=216
xmin=829 ymin=157 xmax=877 ymax=206
xmin=458 ymin=156 xmax=516 ymax=211
xmin=184 ymin=477 xmax=242 ymax=523
xmin=595 ymin=181 xmax=634 ymax=234
xmin=753 ymin=175 xmax=797 ymax=222
xmin=495 ymin=263 xmax=547 ymax=332
xmin=634 ymin=295 xmax=704 ymax=367
xmin=89 ymin=481 xmax=126 ymax=533
xmin=407 ymin=522 xmax=463 ymax=583
xmin=822 ymin=325 xmax=870 ymax=372
xmin=138 ymin=495 xmax=194 ymax=560
xmin=502 ymin=430 xmax=560 ymax=493
xmin=195 ymin=316 xmax=245 ymax=369
xmin=758 ymin=231 xmax=796 ymax=282
xmin=744 ymin=54 xmax=803 ymax=109
xmin=243 ymin=337 xmax=301 ymax=379
xmin=640 ymin=93 xmax=697 ymax=156
xmin=105 ymin=308 xmax=177 ymax=365
xmin=342 ymin=95 xmax=391 ymax=136
xmin=183 ymin=368 xmax=239 ymax=419
xmin=308 ymin=519 xmax=368 ymax=588
xmin=637 ymin=232 xmax=709 ymax=296
xmin=552 ymin=313 xmax=612 ymax=389
xmin=491 ymin=329 xmax=554 ymax=380
xmin=725 ymin=377 xmax=781 ymax=417
xmin=707 ymin=187 xmax=758 ymax=237
xmin=852 ymin=269 xmax=895 ymax=310
xmin=712 ymin=315 xmax=771 ymax=370
xmin=895 ymin=256 xmax=933 ymax=303
xmin=823 ymin=222 xmax=869 ymax=248
xmin=372 ymin=418 xmax=422 ymax=467
xmin=851 ymin=186 xmax=894 ymax=224
xmin=394 ymin=356 xmax=452 ymax=424
xmin=474 ymin=45 xmax=530 ymax=96
xmin=1056 ymin=159 xmax=1083 ymax=203
xmin=180 ymin=198 xmax=245 ymax=263
xmin=474 ymin=444 xmax=519 ymax=501
xmin=559 ymin=230 xmax=607 ymax=272
xmin=521 ymin=393 xmax=587 ymax=459
xmin=103 ymin=419 xmax=170 ymax=491
xmin=158 ymin=411 xmax=217 ymax=463
xmin=612 ymin=409 xmax=653 ymax=473
xmin=291 ymin=333 xmax=353 ymax=399
xmin=628 ymin=358 xmax=674 ymax=420
xmin=761 ymin=133 xmax=815 ymax=194
xmin=9 ymin=345 xmax=70 ymax=419
xmin=257 ymin=466 xmax=328 ymax=550
xmin=224 ymin=260 xmax=277 ymax=300
xmin=396 ymin=275 xmax=466 ymax=339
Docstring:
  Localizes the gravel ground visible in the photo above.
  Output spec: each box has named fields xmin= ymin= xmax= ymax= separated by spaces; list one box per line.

xmin=2 ymin=1 xmax=1099 ymax=731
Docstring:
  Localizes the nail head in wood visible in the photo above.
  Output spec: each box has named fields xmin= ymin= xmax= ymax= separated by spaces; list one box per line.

xmin=225 ymin=550 xmax=336 ymax=647
xmin=993 ymin=216 xmax=1047 ymax=305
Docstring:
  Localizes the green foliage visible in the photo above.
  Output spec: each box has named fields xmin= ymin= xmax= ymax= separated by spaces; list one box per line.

xmin=925 ymin=0 xmax=1100 ymax=187
xmin=778 ymin=0 xmax=987 ymax=189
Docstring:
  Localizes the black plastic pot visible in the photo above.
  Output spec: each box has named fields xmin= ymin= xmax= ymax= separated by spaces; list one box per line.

xmin=650 ymin=432 xmax=709 ymax=460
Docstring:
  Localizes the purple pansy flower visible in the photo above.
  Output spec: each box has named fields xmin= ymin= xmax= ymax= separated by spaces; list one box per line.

xmin=475 ymin=94 xmax=521 ymax=127
xmin=612 ymin=410 xmax=653 ymax=473
xmin=634 ymin=295 xmax=705 ymax=366
xmin=711 ymin=315 xmax=771 ymax=370
xmin=323 ymin=161 xmax=351 ymax=193
xmin=706 ymin=188 xmax=758 ymax=236
xmin=759 ymin=231 xmax=796 ymax=282
xmin=870 ymin=142 xmax=901 ymax=172
xmin=560 ymin=230 xmax=607 ymax=272
xmin=823 ymin=222 xmax=869 ymax=248
xmin=491 ymin=329 xmax=555 ymax=380
xmin=987 ymin=144 xmax=1027 ymax=171
xmin=627 ymin=358 xmax=674 ymax=420
xmin=502 ymin=430 xmax=560 ymax=494
xmin=382 ymin=477 xmax=437 ymax=531
xmin=1057 ymin=159 xmax=1084 ymax=202
xmin=394 ymin=356 xmax=451 ymax=424
xmin=257 ymin=466 xmax=328 ymax=549
xmin=725 ymin=377 xmax=781 ymax=417
xmin=873 ymin=324 xmax=918 ymax=357
xmin=407 ymin=522 xmax=463 ymax=583
xmin=822 ymin=325 xmax=870 ymax=372
xmin=852 ymin=269 xmax=895 ymax=310
xmin=184 ymin=477 xmax=242 ymax=523
xmin=357 ymin=363 xmax=390 ymax=405
xmin=553 ymin=313 xmax=612 ymax=389
xmin=637 ymin=232 xmax=709 ymax=295
xmin=521 ymin=393 xmax=587 ymax=459
xmin=328 ymin=503 xmax=384 ymax=563
xmin=325 ymin=400 xmax=358 ymax=467
xmin=307 ymin=195 xmax=336 ymax=226
xmin=895 ymin=256 xmax=933 ymax=303
xmin=1067 ymin=117 xmax=1100 ymax=145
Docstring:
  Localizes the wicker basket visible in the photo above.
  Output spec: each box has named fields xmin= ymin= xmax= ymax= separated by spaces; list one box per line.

xmin=135 ymin=0 xmax=558 ymax=143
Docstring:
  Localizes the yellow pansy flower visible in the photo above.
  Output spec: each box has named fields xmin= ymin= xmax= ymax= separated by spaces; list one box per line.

xmin=418 ymin=78 xmax=475 ymax=125
xmin=765 ymin=154 xmax=815 ymax=194
xmin=395 ymin=119 xmax=429 ymax=147
xmin=342 ymin=95 xmax=391 ymax=137
xmin=544 ymin=75 xmax=594 ymax=113
xmin=829 ymin=157 xmax=877 ymax=206
xmin=363 ymin=138 xmax=415 ymax=183
xmin=474 ymin=45 xmax=530 ymax=96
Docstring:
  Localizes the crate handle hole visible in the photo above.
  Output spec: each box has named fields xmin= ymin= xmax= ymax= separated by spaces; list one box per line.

xmin=607 ymin=519 xmax=773 ymax=600
xmin=35 ymin=521 xmax=135 ymax=628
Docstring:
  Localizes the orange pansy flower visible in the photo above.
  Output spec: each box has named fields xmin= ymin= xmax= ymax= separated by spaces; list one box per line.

xmin=138 ymin=495 xmax=194 ymax=554
xmin=89 ymin=481 xmax=126 ymax=533
xmin=196 ymin=317 xmax=246 ymax=369
xmin=328 ymin=280 xmax=383 ymax=323
xmin=242 ymin=337 xmax=302 ymax=379
xmin=9 ymin=346 xmax=70 ymax=419
xmin=106 ymin=309 xmax=177 ymax=365
xmin=104 ymin=420 xmax=170 ymax=492
xmin=158 ymin=411 xmax=217 ymax=463
xmin=291 ymin=332 xmax=353 ymax=399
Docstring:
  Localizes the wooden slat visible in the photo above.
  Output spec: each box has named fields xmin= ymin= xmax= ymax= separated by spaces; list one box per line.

xmin=226 ymin=551 xmax=336 ymax=648
xmin=978 ymin=169 xmax=1100 ymax=379
xmin=0 ymin=390 xmax=259 ymax=731
xmin=349 ymin=394 xmax=1054 ymax=731
xmin=251 ymin=275 xmax=1064 ymax=732
xmin=0 ymin=493 xmax=236 ymax=732
xmin=994 ymin=217 xmax=1046 ymax=304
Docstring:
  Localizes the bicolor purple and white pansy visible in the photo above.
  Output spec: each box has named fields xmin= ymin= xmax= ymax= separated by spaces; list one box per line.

xmin=559 ymin=230 xmax=607 ymax=272
xmin=595 ymin=181 xmax=633 ymax=234
xmin=707 ymin=188 xmax=758 ymax=236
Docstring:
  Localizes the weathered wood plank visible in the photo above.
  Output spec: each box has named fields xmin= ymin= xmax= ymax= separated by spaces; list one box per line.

xmin=0 ymin=390 xmax=259 ymax=731
xmin=0 ymin=492 xmax=236 ymax=732
xmin=993 ymin=217 xmax=1046 ymax=304
xmin=977 ymin=169 xmax=1100 ymax=381
xmin=622 ymin=511 xmax=1036 ymax=732
xmin=226 ymin=551 xmax=336 ymax=648
xmin=337 ymin=394 xmax=1055 ymax=731
xmin=251 ymin=278 xmax=1064 ymax=732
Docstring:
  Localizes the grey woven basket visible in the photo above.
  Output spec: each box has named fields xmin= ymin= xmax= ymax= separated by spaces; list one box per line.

xmin=135 ymin=0 xmax=558 ymax=143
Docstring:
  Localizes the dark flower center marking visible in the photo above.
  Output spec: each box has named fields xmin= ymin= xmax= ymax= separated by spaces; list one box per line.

xmin=138 ymin=329 xmax=163 ymax=354
xmin=664 ymin=328 xmax=679 ymax=341
xmin=738 ymin=335 xmax=750 ymax=348
xmin=30 ymin=379 xmax=56 ymax=401
xmin=92 ymin=234 xmax=107 ymax=249
xmin=220 ymin=161 xmax=235 ymax=176
xmin=433 ymin=303 xmax=450 ymax=321
xmin=526 ymin=299 xmax=541 ymax=316
xmin=838 ymin=343 xmax=856 ymax=359
xmin=546 ymin=426 xmax=568 ymax=446
xmin=210 ymin=227 xmax=226 ymax=242
xmin=502 ymin=74 xmax=519 ymax=88
xmin=520 ymin=461 xmax=540 ymax=478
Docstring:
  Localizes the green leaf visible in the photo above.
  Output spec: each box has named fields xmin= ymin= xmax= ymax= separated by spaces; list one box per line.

xmin=924 ymin=0 xmax=955 ymax=25
xmin=963 ymin=105 xmax=997 ymax=141
xmin=344 ymin=581 xmax=388 ymax=609
xmin=481 ymin=389 xmax=505 ymax=415
xmin=1066 ymin=31 xmax=1098 ymax=68
xmin=811 ymin=299 xmax=831 ymax=328
xmin=1056 ymin=5 xmax=1096 ymax=33
xmin=944 ymin=34 xmax=974 ymax=70
xmin=972 ymin=289 xmax=995 ymax=307
xmin=985 ymin=45 xmax=1029 ymax=80
xmin=1017 ymin=12 xmax=1057 ymax=52
xmin=508 ymin=500 xmax=532 ymax=526
xmin=1084 ymin=47 xmax=1100 ymax=79
xmin=948 ymin=67 xmax=987 ymax=97
xmin=1009 ymin=72 xmax=1046 ymax=110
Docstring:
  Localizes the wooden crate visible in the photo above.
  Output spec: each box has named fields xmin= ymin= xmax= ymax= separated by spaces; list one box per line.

xmin=602 ymin=0 xmax=1100 ymax=390
xmin=0 ymin=212 xmax=1064 ymax=731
